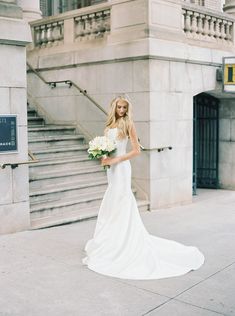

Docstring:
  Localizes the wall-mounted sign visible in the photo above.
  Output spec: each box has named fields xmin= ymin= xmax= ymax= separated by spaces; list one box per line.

xmin=0 ymin=115 xmax=18 ymax=153
xmin=223 ymin=57 xmax=235 ymax=92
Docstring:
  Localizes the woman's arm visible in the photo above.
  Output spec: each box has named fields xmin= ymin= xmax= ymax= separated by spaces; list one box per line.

xmin=101 ymin=123 xmax=140 ymax=166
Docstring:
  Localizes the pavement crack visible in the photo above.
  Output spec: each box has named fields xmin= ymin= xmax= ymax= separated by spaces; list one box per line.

xmin=114 ymin=279 xmax=171 ymax=299
xmin=172 ymin=260 xmax=235 ymax=300
xmin=141 ymin=298 xmax=172 ymax=316
xmin=141 ymin=297 xmax=229 ymax=316
xmin=174 ymin=298 xmax=231 ymax=316
xmin=116 ymin=261 xmax=235 ymax=316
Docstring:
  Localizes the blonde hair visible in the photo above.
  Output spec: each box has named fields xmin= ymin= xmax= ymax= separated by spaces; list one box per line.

xmin=105 ymin=96 xmax=133 ymax=139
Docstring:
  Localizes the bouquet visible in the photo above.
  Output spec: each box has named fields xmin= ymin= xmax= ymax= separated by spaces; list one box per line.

xmin=87 ymin=136 xmax=116 ymax=170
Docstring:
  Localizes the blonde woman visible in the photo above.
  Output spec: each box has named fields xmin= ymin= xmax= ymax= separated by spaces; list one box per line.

xmin=82 ymin=96 xmax=204 ymax=280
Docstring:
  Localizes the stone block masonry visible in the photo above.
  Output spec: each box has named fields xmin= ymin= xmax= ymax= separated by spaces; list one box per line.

xmin=205 ymin=0 xmax=222 ymax=11
xmin=184 ymin=0 xmax=222 ymax=12
xmin=0 ymin=1 xmax=31 ymax=234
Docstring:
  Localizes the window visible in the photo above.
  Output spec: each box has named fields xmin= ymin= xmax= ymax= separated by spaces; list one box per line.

xmin=183 ymin=0 xmax=205 ymax=5
xmin=40 ymin=0 xmax=107 ymax=17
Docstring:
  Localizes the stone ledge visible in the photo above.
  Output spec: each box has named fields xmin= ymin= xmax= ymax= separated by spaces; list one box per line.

xmin=0 ymin=16 xmax=31 ymax=46
xmin=0 ymin=2 xmax=22 ymax=19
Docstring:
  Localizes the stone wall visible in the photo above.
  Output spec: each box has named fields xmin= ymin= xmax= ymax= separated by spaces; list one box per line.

xmin=205 ymin=0 xmax=222 ymax=11
xmin=27 ymin=0 xmax=235 ymax=209
xmin=147 ymin=57 xmax=219 ymax=207
xmin=27 ymin=57 xmax=150 ymax=200
xmin=219 ymin=99 xmax=235 ymax=189
xmin=184 ymin=0 xmax=222 ymax=11
xmin=0 ymin=1 xmax=31 ymax=234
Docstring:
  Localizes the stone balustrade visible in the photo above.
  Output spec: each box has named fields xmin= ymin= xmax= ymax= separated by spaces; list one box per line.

xmin=29 ymin=1 xmax=235 ymax=50
xmin=30 ymin=4 xmax=110 ymax=48
xmin=74 ymin=9 xmax=110 ymax=41
xmin=182 ymin=4 xmax=234 ymax=44
xmin=34 ymin=21 xmax=64 ymax=47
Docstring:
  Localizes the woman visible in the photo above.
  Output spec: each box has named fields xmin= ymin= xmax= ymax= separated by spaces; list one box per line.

xmin=82 ymin=96 xmax=204 ymax=280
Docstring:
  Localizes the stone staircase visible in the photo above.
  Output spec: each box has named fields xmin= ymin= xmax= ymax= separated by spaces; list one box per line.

xmin=28 ymin=106 xmax=149 ymax=229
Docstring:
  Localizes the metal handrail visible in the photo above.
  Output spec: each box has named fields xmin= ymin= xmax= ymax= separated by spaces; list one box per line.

xmin=0 ymin=150 xmax=39 ymax=169
xmin=27 ymin=62 xmax=107 ymax=115
xmin=27 ymin=62 xmax=172 ymax=152
xmin=141 ymin=145 xmax=172 ymax=152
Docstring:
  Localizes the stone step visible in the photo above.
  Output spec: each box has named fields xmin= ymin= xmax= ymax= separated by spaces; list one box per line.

xmin=30 ymin=189 xmax=105 ymax=219
xmin=30 ymin=144 xmax=88 ymax=159
xmin=30 ymin=180 xmax=137 ymax=206
xmin=29 ymin=155 xmax=98 ymax=173
xmin=30 ymin=206 xmax=99 ymax=229
xmin=29 ymin=124 xmax=48 ymax=128
xmin=27 ymin=108 xmax=38 ymax=117
xmin=30 ymin=199 xmax=150 ymax=230
xmin=28 ymin=117 xmax=45 ymax=126
xmin=29 ymin=178 xmax=108 ymax=203
xmin=26 ymin=106 xmax=150 ymax=230
xmin=137 ymin=200 xmax=150 ymax=212
xmin=28 ymin=134 xmax=85 ymax=149
xmin=29 ymin=166 xmax=106 ymax=188
xmin=28 ymin=125 xmax=77 ymax=137
xmin=28 ymin=116 xmax=44 ymax=121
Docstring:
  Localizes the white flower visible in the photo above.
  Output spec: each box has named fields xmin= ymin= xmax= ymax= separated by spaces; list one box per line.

xmin=88 ymin=136 xmax=116 ymax=155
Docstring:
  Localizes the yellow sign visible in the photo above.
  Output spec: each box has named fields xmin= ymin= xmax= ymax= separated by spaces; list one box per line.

xmin=223 ymin=57 xmax=235 ymax=92
xmin=224 ymin=64 xmax=235 ymax=85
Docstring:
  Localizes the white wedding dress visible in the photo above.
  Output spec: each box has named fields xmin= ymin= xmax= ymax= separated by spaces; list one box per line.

xmin=82 ymin=128 xmax=204 ymax=280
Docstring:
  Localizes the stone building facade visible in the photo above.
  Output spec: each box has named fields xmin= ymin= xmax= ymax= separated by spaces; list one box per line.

xmin=26 ymin=0 xmax=235 ymax=206
xmin=40 ymin=0 xmax=106 ymax=17
xmin=184 ymin=0 xmax=222 ymax=11
xmin=203 ymin=0 xmax=222 ymax=11
xmin=1 ymin=0 xmax=235 ymax=234
xmin=0 ymin=0 xmax=31 ymax=234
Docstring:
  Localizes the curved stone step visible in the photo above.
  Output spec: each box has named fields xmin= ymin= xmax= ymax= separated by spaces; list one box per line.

xmin=30 ymin=199 xmax=150 ymax=230
xmin=28 ymin=125 xmax=77 ymax=136
xmin=27 ymin=107 xmax=150 ymax=229
xmin=30 ymin=206 xmax=99 ymax=229
xmin=27 ymin=109 xmax=38 ymax=117
xmin=30 ymin=164 xmax=104 ymax=180
xmin=28 ymin=117 xmax=45 ymax=126
xmin=30 ymin=189 xmax=105 ymax=217
xmin=29 ymin=155 xmax=97 ymax=173
xmin=28 ymin=125 xmax=76 ymax=131
xmin=30 ymin=144 xmax=88 ymax=159
xmin=30 ymin=166 xmax=106 ymax=188
xmin=30 ymin=178 xmax=108 ymax=203
xmin=28 ymin=134 xmax=85 ymax=149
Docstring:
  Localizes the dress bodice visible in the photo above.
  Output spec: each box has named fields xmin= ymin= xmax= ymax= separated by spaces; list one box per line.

xmin=107 ymin=128 xmax=128 ymax=156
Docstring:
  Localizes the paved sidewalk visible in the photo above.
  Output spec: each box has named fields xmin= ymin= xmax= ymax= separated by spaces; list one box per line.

xmin=0 ymin=189 xmax=235 ymax=316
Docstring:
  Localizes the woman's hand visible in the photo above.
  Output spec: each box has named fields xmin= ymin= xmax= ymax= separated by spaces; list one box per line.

xmin=101 ymin=156 xmax=120 ymax=166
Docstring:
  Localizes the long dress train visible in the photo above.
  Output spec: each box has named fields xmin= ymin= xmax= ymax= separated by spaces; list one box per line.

xmin=82 ymin=127 xmax=204 ymax=280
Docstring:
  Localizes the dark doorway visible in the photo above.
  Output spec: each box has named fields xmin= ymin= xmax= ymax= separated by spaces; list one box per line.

xmin=193 ymin=93 xmax=219 ymax=195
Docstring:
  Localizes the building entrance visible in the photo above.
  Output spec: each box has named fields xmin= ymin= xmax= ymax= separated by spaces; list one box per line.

xmin=193 ymin=93 xmax=219 ymax=195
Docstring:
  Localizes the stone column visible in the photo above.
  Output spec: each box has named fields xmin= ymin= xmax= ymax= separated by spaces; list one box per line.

xmin=17 ymin=0 xmax=42 ymax=22
xmin=223 ymin=0 xmax=235 ymax=15
xmin=0 ymin=1 xmax=31 ymax=234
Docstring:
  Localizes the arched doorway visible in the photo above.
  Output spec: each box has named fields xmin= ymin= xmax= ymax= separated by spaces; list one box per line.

xmin=193 ymin=93 xmax=219 ymax=195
